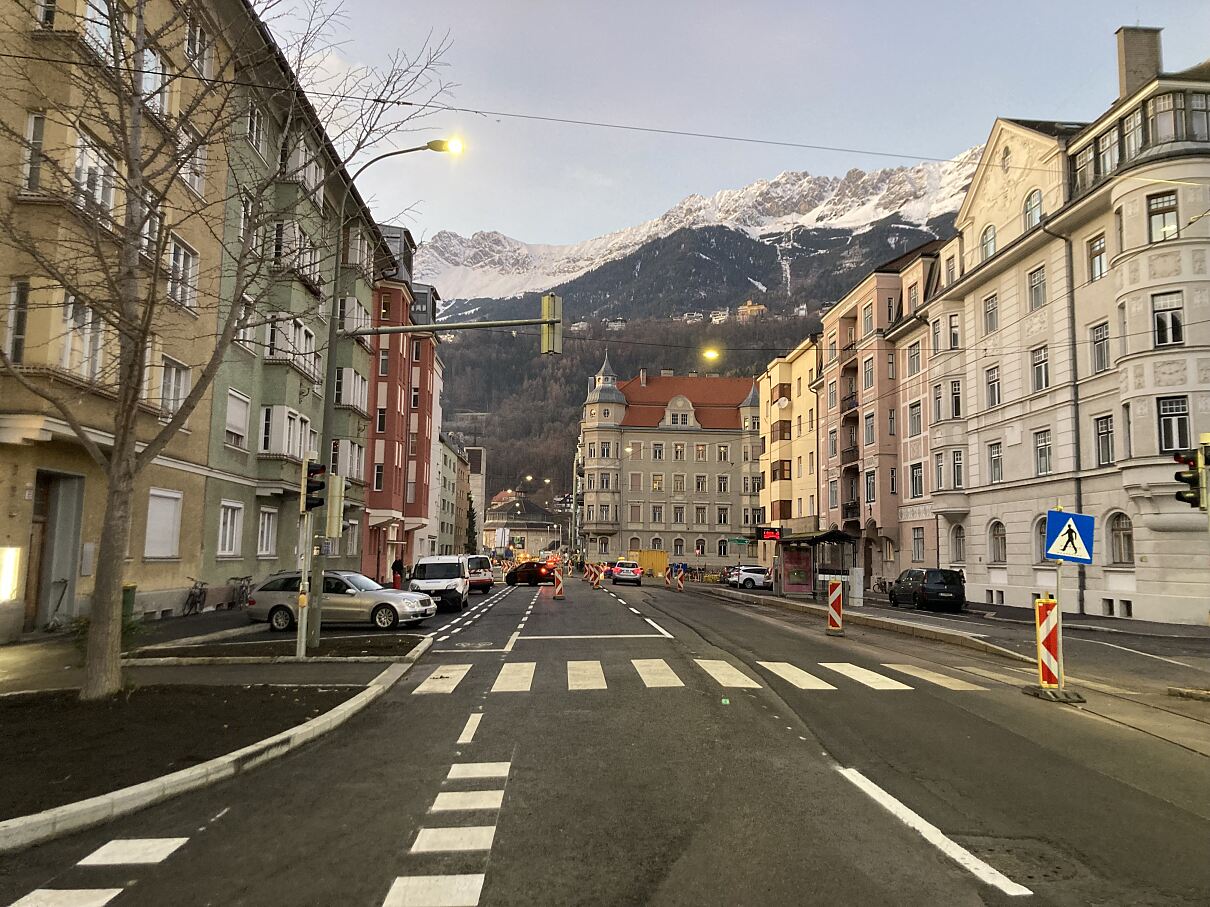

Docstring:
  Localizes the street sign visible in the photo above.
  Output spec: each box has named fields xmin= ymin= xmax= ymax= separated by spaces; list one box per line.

xmin=1044 ymin=510 xmax=1094 ymax=565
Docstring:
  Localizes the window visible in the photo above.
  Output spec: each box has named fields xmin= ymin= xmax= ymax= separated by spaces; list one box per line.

xmin=828 ymin=480 xmax=838 ymax=509
xmin=160 ymin=357 xmax=189 ymax=415
xmin=906 ymin=343 xmax=920 ymax=376
xmin=717 ymin=475 xmax=729 ymax=494
xmin=989 ymin=522 xmax=1007 ymax=563
xmin=863 ymin=412 xmax=875 ymax=445
xmin=1147 ymin=93 xmax=1185 ymax=143
xmin=652 ymin=474 xmax=664 ymax=493
xmin=1092 ymin=414 xmax=1115 ymax=467
xmin=1190 ymin=91 xmax=1210 ymax=140
xmin=672 ymin=505 xmax=685 ymax=524
xmin=1158 ymin=396 xmax=1190 ymax=452
xmin=1110 ymin=513 xmax=1134 ymax=565
xmin=978 ymin=367 xmax=999 ymax=410
xmin=694 ymin=506 xmax=707 ymax=525
xmin=1121 ymin=108 xmax=1144 ymax=160
xmin=988 ymin=442 xmax=1003 ymax=484
xmin=862 ymin=357 xmax=874 ymax=390
xmin=694 ymin=473 xmax=707 ymax=493
xmin=909 ymin=463 xmax=923 ymax=499
xmin=1087 ymin=234 xmax=1106 ymax=282
xmin=828 ymin=381 xmax=837 ymax=409
xmin=935 ymin=452 xmax=944 ymax=491
xmin=246 ymin=100 xmax=266 ymax=156
xmin=1031 ymin=346 xmax=1049 ymax=392
xmin=599 ymin=504 xmax=611 ymax=523
xmin=932 ymin=384 xmax=942 ymax=424
xmin=23 ymin=113 xmax=46 ymax=190
xmin=945 ymin=257 xmax=956 ymax=285
xmin=411 ymin=387 xmax=420 ymax=409
xmin=1027 ymin=266 xmax=1046 ymax=311
xmin=887 ymin=408 xmax=896 ymax=436
xmin=1074 ymin=145 xmax=1094 ymax=192
xmin=256 ymin=508 xmax=277 ymax=557
xmin=600 ymin=441 xmax=612 ymax=458
xmin=948 ymin=313 xmax=960 ymax=349
xmin=672 ymin=538 xmax=684 ymax=556
xmin=1035 ymin=518 xmax=1048 ymax=563
xmin=673 ymin=443 xmax=685 ymax=461
xmin=828 ymin=429 xmax=837 ymax=457
xmin=372 ymin=463 xmax=384 ymax=491
xmin=168 ymin=237 xmax=199 ymax=307
xmin=952 ymin=450 xmax=964 ymax=489
xmin=186 ymin=17 xmax=209 ymax=76
xmin=951 ymin=525 xmax=966 ymax=563
xmin=1153 ymin=292 xmax=1184 ymax=347
xmin=980 ymin=225 xmax=996 ymax=261
xmin=950 ymin=381 xmax=962 ymax=418
xmin=1091 ymin=322 xmax=1110 ymax=373
xmin=931 ymin=320 xmax=941 ymax=355
xmin=911 ymin=528 xmax=925 ymax=563
xmin=717 ymin=507 xmax=729 ymax=526
xmin=377 ymin=348 xmax=390 ymax=377
xmin=1115 ymin=206 xmax=1125 ymax=253
xmin=717 ymin=445 xmax=729 ymax=463
xmin=181 ymin=127 xmax=205 ymax=195
xmin=862 ymin=304 xmax=873 ymax=335
xmin=5 ymin=280 xmax=29 ymax=363
xmin=888 ymin=468 xmax=897 ymax=495
xmin=1023 ymin=189 xmax=1042 ymax=230
xmin=652 ymin=443 xmax=664 ymax=461
xmin=225 ymin=389 xmax=250 ymax=448
xmin=412 ymin=340 xmax=423 ymax=363
xmin=672 ymin=473 xmax=685 ymax=493
xmin=1034 ymin=429 xmax=1052 ymax=476
xmin=908 ymin=401 xmax=922 ymax=437
xmin=82 ymin=0 xmax=112 ymax=55
xmin=73 ymin=132 xmax=116 ymax=213
xmin=141 ymin=47 xmax=168 ymax=114
xmin=598 ymin=538 xmax=609 ymax=555
xmin=599 ymin=472 xmax=611 ymax=490
xmin=908 ymin=283 xmax=919 ymax=312
xmin=1147 ymin=192 xmax=1179 ymax=243
xmin=980 ymin=294 xmax=998 ymax=336
xmin=217 ymin=501 xmax=244 ymax=557
xmin=144 ymin=488 xmax=183 ymax=559
xmin=1097 ymin=129 xmax=1120 ymax=179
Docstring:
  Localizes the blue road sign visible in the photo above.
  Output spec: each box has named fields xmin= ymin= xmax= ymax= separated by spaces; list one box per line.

xmin=1044 ymin=510 xmax=1095 ymax=565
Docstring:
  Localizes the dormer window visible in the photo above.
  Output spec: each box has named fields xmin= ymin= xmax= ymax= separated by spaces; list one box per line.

xmin=1023 ymin=190 xmax=1042 ymax=230
xmin=980 ymin=225 xmax=996 ymax=262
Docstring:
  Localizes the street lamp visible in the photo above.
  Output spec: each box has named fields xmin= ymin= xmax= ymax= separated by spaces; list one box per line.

xmin=703 ymin=348 xmax=721 ymax=361
xmin=307 ymin=137 xmax=465 ymax=651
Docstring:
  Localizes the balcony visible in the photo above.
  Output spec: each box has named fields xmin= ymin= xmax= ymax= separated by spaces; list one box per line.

xmin=931 ymin=490 xmax=970 ymax=520
xmin=840 ymin=392 xmax=858 ymax=414
xmin=840 ymin=342 xmax=857 ymax=366
xmin=840 ymin=446 xmax=859 ymax=466
xmin=841 ymin=499 xmax=861 ymax=521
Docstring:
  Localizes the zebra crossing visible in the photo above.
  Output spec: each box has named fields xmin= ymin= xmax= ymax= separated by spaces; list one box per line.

xmin=412 ymin=658 xmax=995 ymax=696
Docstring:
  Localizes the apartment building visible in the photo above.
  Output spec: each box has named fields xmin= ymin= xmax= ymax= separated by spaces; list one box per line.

xmin=453 ymin=439 xmax=471 ymax=554
xmin=922 ymin=28 xmax=1210 ymax=622
xmin=577 ymin=357 xmax=762 ymax=566
xmin=436 ymin=433 xmax=468 ymax=555
xmin=757 ymin=335 xmax=820 ymax=590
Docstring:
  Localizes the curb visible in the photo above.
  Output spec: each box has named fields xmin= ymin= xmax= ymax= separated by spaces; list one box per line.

xmin=123 ymin=654 xmax=420 ymax=666
xmin=701 ymin=587 xmax=1033 ymax=665
xmin=0 ymin=635 xmax=432 ymax=853
xmin=138 ymin=623 xmax=268 ymax=650
xmin=1168 ymin=686 xmax=1210 ymax=702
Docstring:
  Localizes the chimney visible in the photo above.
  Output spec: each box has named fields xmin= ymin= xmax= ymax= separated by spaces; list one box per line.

xmin=639 ymin=367 xmax=647 ymax=386
xmin=1116 ymin=26 xmax=1163 ymax=100
xmin=660 ymin=368 xmax=674 ymax=377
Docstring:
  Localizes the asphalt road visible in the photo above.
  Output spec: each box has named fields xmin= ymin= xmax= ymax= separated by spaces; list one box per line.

xmin=4 ymin=578 xmax=1210 ymax=905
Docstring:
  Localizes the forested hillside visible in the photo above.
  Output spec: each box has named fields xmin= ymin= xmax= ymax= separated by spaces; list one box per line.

xmin=441 ymin=315 xmax=821 ymax=499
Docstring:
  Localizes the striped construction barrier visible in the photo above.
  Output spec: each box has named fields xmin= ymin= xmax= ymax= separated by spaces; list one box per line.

xmin=553 ymin=568 xmax=565 ymax=600
xmin=826 ymin=580 xmax=844 ymax=636
xmin=664 ymin=566 xmax=672 ymax=589
xmin=676 ymin=568 xmax=685 ymax=593
xmin=1034 ymin=595 xmax=1062 ymax=688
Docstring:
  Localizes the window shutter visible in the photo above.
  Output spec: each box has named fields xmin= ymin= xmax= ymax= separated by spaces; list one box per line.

xmin=226 ymin=390 xmax=249 ymax=435
xmin=144 ymin=490 xmax=182 ymax=558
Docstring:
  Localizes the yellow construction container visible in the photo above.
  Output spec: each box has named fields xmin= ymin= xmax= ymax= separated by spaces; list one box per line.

xmin=627 ymin=549 xmax=669 ymax=577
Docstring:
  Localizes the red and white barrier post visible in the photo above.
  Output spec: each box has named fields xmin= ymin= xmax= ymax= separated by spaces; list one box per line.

xmin=664 ymin=566 xmax=672 ymax=589
xmin=1034 ymin=594 xmax=1062 ymax=689
xmin=826 ymin=580 xmax=844 ymax=636
xmin=676 ymin=567 xmax=685 ymax=593
xmin=553 ymin=567 xmax=565 ymax=600
xmin=592 ymin=564 xmax=603 ymax=591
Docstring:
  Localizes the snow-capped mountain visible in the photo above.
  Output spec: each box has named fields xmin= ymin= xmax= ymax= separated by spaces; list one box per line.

xmin=416 ymin=146 xmax=982 ymax=303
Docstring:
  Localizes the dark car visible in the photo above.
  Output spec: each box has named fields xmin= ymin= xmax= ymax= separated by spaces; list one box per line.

xmin=888 ymin=568 xmax=966 ymax=612
xmin=505 ymin=561 xmax=556 ymax=586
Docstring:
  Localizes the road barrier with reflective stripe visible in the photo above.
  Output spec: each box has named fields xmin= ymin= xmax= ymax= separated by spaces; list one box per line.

xmin=826 ymin=580 xmax=844 ymax=636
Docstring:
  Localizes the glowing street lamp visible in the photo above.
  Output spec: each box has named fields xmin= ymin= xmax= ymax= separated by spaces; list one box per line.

xmin=703 ymin=348 xmax=721 ymax=361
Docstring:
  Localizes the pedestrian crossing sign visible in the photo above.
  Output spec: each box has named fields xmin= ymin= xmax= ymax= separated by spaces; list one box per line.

xmin=1044 ymin=510 xmax=1095 ymax=565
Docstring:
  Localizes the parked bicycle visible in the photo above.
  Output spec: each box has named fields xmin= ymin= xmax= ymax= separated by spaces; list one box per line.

xmin=227 ymin=575 xmax=253 ymax=609
xmin=183 ymin=577 xmax=208 ymax=615
xmin=871 ymin=576 xmax=891 ymax=594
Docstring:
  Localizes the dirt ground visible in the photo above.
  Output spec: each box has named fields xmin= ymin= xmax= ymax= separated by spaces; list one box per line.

xmin=128 ymin=633 xmax=425 ymax=659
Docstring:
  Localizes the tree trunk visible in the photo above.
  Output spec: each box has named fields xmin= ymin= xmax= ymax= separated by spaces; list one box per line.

xmin=80 ymin=456 xmax=136 ymax=700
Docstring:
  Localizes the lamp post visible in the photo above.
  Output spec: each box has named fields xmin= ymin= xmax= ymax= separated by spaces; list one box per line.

xmin=306 ymin=138 xmax=462 ymax=650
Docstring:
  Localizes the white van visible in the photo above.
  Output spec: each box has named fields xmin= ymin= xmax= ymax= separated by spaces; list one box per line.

xmin=466 ymin=555 xmax=494 ymax=594
xmin=410 ymin=555 xmax=470 ymax=612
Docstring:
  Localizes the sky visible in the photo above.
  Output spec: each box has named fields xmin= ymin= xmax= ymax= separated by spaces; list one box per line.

xmin=331 ymin=0 xmax=1210 ymax=246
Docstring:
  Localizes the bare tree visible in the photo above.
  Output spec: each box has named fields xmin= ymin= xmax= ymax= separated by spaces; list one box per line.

xmin=0 ymin=0 xmax=448 ymax=698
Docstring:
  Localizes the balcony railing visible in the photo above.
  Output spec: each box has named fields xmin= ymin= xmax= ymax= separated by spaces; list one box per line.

xmin=840 ymin=342 xmax=857 ymax=366
xmin=840 ymin=392 xmax=858 ymax=414
xmin=841 ymin=500 xmax=860 ymax=520
xmin=840 ymin=446 xmax=859 ymax=466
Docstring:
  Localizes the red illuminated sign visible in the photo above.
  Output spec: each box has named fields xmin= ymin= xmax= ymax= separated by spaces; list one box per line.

xmin=758 ymin=527 xmax=782 ymax=541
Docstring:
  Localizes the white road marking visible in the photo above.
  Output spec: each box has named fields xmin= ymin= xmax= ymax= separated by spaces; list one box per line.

xmin=447 ymin=762 xmax=511 ymax=780
xmin=78 ymin=838 xmax=188 ymax=866
xmin=11 ymin=892 xmax=124 ymax=907
xmin=383 ymin=874 xmax=486 ymax=906
xmin=518 ymin=634 xmax=664 ymax=640
xmin=437 ymin=635 xmax=450 ymax=642
xmin=820 ymin=663 xmax=913 ymax=690
xmin=457 ymin=713 xmax=482 ymax=743
xmin=632 ymin=658 xmax=684 ymax=688
xmin=1071 ymin=637 xmax=1194 ymax=668
xmin=837 ymin=767 xmax=1032 ymax=897
xmin=628 ymin=607 xmax=640 ymax=615
xmin=955 ymin=665 xmax=1033 ymax=687
xmin=431 ymin=790 xmax=504 ymax=812
xmin=491 ymin=662 xmax=536 ymax=693
xmin=882 ymin=664 xmax=987 ymax=691
xmin=567 ymin=660 xmax=608 ymax=690
xmin=1001 ymin=665 xmax=1139 ymax=694
xmin=436 ymin=625 xmax=451 ymax=632
xmin=504 ymin=631 xmax=519 ymax=653
xmin=617 ymin=599 xmax=627 ymax=605
xmin=413 ymin=665 xmax=473 ymax=695
xmin=451 ymin=628 xmax=463 ymax=634
xmin=757 ymin=662 xmax=837 ymax=690
xmin=644 ymin=618 xmax=674 ymax=639
xmin=694 ymin=659 xmax=762 ymax=688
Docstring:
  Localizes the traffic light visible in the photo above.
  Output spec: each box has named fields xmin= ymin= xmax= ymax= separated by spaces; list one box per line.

xmin=540 ymin=293 xmax=562 ymax=355
xmin=302 ymin=460 xmax=327 ymax=513
xmin=1173 ymin=448 xmax=1206 ymax=510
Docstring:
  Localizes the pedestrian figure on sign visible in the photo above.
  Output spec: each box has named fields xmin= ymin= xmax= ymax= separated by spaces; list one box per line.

xmin=391 ymin=556 xmax=404 ymax=590
xmin=1060 ymin=524 xmax=1078 ymax=554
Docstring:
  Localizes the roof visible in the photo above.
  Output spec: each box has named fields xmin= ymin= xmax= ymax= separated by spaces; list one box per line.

xmin=484 ymin=496 xmax=559 ymax=524
xmin=596 ymin=353 xmax=616 ymax=378
xmin=873 ymin=238 xmax=948 ymax=275
xmin=1166 ymin=58 xmax=1210 ymax=81
xmin=1000 ymin=118 xmax=1089 ymax=138
xmin=616 ymin=375 xmax=757 ymax=429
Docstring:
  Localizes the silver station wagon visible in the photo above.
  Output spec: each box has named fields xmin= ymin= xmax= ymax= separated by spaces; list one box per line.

xmin=247 ymin=570 xmax=437 ymax=631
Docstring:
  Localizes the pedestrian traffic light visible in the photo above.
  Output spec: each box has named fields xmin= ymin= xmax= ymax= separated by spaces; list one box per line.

xmin=540 ymin=293 xmax=562 ymax=355
xmin=1173 ymin=448 xmax=1206 ymax=510
xmin=302 ymin=460 xmax=327 ymax=513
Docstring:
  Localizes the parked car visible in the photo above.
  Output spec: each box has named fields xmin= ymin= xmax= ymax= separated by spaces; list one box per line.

xmin=610 ymin=560 xmax=642 ymax=586
xmin=505 ymin=561 xmax=556 ymax=586
xmin=726 ymin=564 xmax=767 ymax=588
xmin=248 ymin=570 xmax=436 ymax=632
xmin=466 ymin=555 xmax=495 ymax=594
xmin=888 ymin=568 xmax=966 ymax=612
xmin=733 ymin=566 xmax=772 ymax=590
xmin=409 ymin=556 xmax=470 ymax=612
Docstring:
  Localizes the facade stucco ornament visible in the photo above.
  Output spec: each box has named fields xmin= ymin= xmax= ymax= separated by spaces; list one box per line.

xmin=1128 ymin=259 xmax=1140 ymax=284
xmin=1192 ymin=249 xmax=1206 ymax=275
xmin=1128 ymin=293 xmax=1144 ymax=315
xmin=1134 ymin=363 xmax=1146 ymax=389
xmin=1025 ymin=311 xmax=1048 ymax=337
xmin=1125 ymin=198 xmax=1139 ymax=218
xmin=1133 ymin=397 xmax=1150 ymax=418
xmin=1148 ymin=251 xmax=1181 ymax=280
xmin=1153 ymin=359 xmax=1187 ymax=386
xmin=1197 ymin=358 xmax=1210 ymax=385
xmin=1193 ymin=287 xmax=1209 ymax=310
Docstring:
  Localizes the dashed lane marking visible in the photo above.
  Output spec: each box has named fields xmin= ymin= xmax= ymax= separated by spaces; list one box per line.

xmin=430 ymin=790 xmax=505 ymax=812
xmin=694 ymin=659 xmax=761 ymax=688
xmin=77 ymin=838 xmax=189 ymax=866
xmin=410 ymin=826 xmax=497 ymax=853
xmin=447 ymin=762 xmax=511 ymax=780
xmin=11 ymin=891 xmax=124 ymax=907
xmin=758 ymin=661 xmax=837 ymax=690
xmin=632 ymin=658 xmax=684 ymax=688
xmin=819 ymin=663 xmax=913 ymax=690
xmin=882 ymin=664 xmax=987 ymax=691
xmin=413 ymin=665 xmax=473 ymax=695
xmin=457 ymin=713 xmax=482 ymax=744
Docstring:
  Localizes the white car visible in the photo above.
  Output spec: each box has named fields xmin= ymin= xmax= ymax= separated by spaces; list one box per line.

xmin=727 ymin=565 xmax=768 ymax=588
xmin=610 ymin=560 xmax=642 ymax=586
xmin=732 ymin=566 xmax=772 ymax=590
xmin=409 ymin=555 xmax=470 ymax=612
